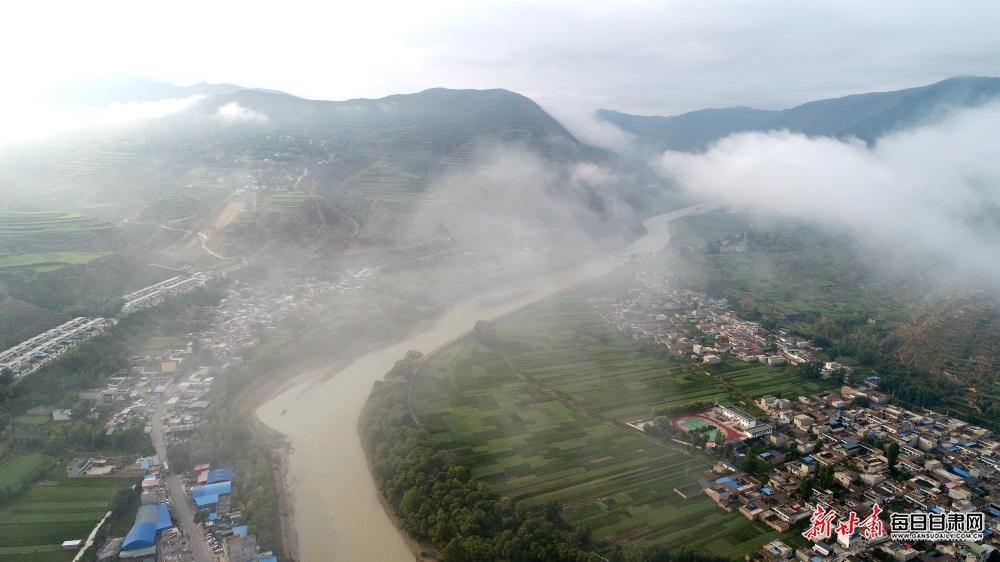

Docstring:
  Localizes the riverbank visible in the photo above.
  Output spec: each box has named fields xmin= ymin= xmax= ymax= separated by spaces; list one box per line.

xmin=238 ymin=335 xmax=414 ymax=562
xmin=256 ymin=203 xmax=712 ymax=562
xmin=362 ymin=436 xmax=436 ymax=562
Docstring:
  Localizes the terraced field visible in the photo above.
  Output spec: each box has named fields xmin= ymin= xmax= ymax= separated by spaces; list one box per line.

xmin=0 ymin=454 xmax=51 ymax=490
xmin=257 ymin=191 xmax=315 ymax=212
xmin=0 ymin=467 xmax=133 ymax=562
xmin=710 ymin=359 xmax=831 ymax=399
xmin=339 ymin=164 xmax=428 ymax=208
xmin=0 ymin=213 xmax=118 ymax=253
xmin=0 ymin=252 xmax=110 ymax=272
xmin=413 ymin=286 xmax=821 ymax=556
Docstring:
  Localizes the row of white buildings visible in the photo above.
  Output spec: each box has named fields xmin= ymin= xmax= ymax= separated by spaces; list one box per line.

xmin=120 ymin=273 xmax=210 ymax=316
xmin=0 ymin=317 xmax=115 ymax=378
xmin=1 ymin=272 xmax=209 ymax=379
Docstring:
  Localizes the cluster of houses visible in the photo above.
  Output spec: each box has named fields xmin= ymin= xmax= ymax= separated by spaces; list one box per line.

xmin=596 ymin=265 xmax=823 ymax=371
xmin=184 ymin=464 xmax=276 ymax=562
xmin=0 ymin=270 xmax=211 ymax=380
xmin=196 ymin=274 xmax=372 ymax=360
xmin=76 ymin=349 xmax=209 ymax=439
xmin=10 ymin=267 xmax=384 ymax=561
xmin=690 ymin=385 xmax=999 ymax=562
xmin=88 ymin=455 xmax=174 ymax=560
xmin=92 ymin=457 xmax=274 ymax=561
xmin=95 ymin=277 xmax=358 ymax=561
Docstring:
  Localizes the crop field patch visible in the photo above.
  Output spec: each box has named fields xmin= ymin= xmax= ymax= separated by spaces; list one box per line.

xmin=414 ymin=285 xmax=823 ymax=556
xmin=0 ymin=454 xmax=51 ymax=489
xmin=0 ymin=252 xmax=109 ymax=271
xmin=257 ymin=192 xmax=314 ymax=212
xmin=711 ymin=360 xmax=833 ymax=398
xmin=0 ymin=212 xmax=118 ymax=253
xmin=0 ymin=471 xmax=132 ymax=550
xmin=0 ymin=544 xmax=72 ymax=562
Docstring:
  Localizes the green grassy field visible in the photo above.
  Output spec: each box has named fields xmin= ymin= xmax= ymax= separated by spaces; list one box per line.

xmin=0 ymin=213 xmax=118 ymax=254
xmin=413 ymin=286 xmax=824 ymax=556
xmin=338 ymin=164 xmax=430 ymax=208
xmin=0 ymin=252 xmax=110 ymax=272
xmin=709 ymin=358 xmax=831 ymax=399
xmin=0 ymin=545 xmax=74 ymax=562
xmin=0 ymin=454 xmax=51 ymax=490
xmin=0 ymin=467 xmax=134 ymax=560
xmin=257 ymin=192 xmax=314 ymax=212
xmin=141 ymin=335 xmax=188 ymax=353
xmin=13 ymin=416 xmax=51 ymax=427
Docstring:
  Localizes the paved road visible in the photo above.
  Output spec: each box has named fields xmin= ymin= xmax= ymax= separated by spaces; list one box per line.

xmin=152 ymin=400 xmax=216 ymax=562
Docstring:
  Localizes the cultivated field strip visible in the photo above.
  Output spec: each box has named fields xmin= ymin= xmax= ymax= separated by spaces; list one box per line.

xmin=414 ymin=286 xmax=816 ymax=555
xmin=0 ymin=469 xmax=133 ymax=562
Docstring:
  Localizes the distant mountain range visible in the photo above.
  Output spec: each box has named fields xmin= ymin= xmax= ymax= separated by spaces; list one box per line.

xmin=600 ymin=76 xmax=1000 ymax=153
xmin=5 ymin=75 xmax=998 ymax=257
xmin=4 ymin=82 xmax=657 ymax=256
xmin=43 ymin=76 xmax=245 ymax=106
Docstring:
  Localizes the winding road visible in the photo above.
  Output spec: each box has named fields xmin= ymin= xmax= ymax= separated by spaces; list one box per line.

xmin=123 ymin=218 xmax=228 ymax=261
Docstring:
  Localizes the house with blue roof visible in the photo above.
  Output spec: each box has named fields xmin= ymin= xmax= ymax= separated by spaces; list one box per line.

xmin=192 ymin=480 xmax=232 ymax=509
xmin=206 ymin=467 xmax=234 ymax=484
xmin=122 ymin=502 xmax=172 ymax=554
xmin=156 ymin=503 xmax=172 ymax=533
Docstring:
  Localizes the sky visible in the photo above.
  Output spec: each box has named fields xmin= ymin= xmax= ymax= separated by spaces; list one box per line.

xmin=1 ymin=0 xmax=997 ymax=285
xmin=3 ymin=0 xmax=999 ymax=118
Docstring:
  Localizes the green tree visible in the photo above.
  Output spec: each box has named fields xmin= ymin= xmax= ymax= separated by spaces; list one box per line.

xmin=799 ymin=477 xmax=814 ymax=500
xmin=886 ymin=442 xmax=900 ymax=476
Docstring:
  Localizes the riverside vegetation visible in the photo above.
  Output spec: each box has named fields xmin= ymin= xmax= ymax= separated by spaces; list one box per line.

xmin=361 ymin=352 xmax=741 ymax=562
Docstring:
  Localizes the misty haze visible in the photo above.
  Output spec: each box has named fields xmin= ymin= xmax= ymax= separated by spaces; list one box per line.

xmin=0 ymin=3 xmax=999 ymax=562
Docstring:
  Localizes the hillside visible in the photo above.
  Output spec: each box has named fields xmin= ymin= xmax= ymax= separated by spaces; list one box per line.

xmin=896 ymin=297 xmax=1000 ymax=401
xmin=0 ymin=296 xmax=69 ymax=351
xmin=601 ymin=76 xmax=1000 ymax=153
xmin=43 ymin=75 xmax=244 ymax=106
xmin=1 ymin=87 xmax=657 ymax=254
xmin=0 ymin=212 xmax=120 ymax=254
xmin=0 ymin=210 xmax=172 ymax=345
xmin=659 ymin=209 xmax=1000 ymax=427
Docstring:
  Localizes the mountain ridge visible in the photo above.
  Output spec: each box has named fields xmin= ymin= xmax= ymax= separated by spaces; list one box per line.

xmin=44 ymin=75 xmax=245 ymax=106
xmin=600 ymin=75 xmax=1000 ymax=152
xmin=2 ymin=84 xmax=656 ymax=256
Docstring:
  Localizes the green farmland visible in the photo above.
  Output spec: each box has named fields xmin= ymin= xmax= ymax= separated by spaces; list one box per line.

xmin=413 ymin=286 xmax=825 ymax=557
xmin=0 ymin=466 xmax=134 ymax=562
xmin=0 ymin=454 xmax=52 ymax=491
xmin=0 ymin=212 xmax=118 ymax=254
xmin=141 ymin=335 xmax=189 ymax=354
xmin=0 ymin=252 xmax=109 ymax=272
xmin=257 ymin=192 xmax=314 ymax=212
xmin=709 ymin=358 xmax=831 ymax=398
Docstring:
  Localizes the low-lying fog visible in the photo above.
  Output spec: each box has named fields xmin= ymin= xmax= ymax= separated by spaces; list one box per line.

xmin=657 ymin=103 xmax=1000 ymax=291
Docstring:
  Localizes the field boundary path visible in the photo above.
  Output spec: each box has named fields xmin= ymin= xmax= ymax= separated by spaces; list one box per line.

xmin=72 ymin=510 xmax=112 ymax=562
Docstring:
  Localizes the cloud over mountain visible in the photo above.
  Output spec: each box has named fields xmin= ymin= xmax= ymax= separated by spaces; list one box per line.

xmin=657 ymin=103 xmax=1000 ymax=286
xmin=214 ymin=101 xmax=269 ymax=123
